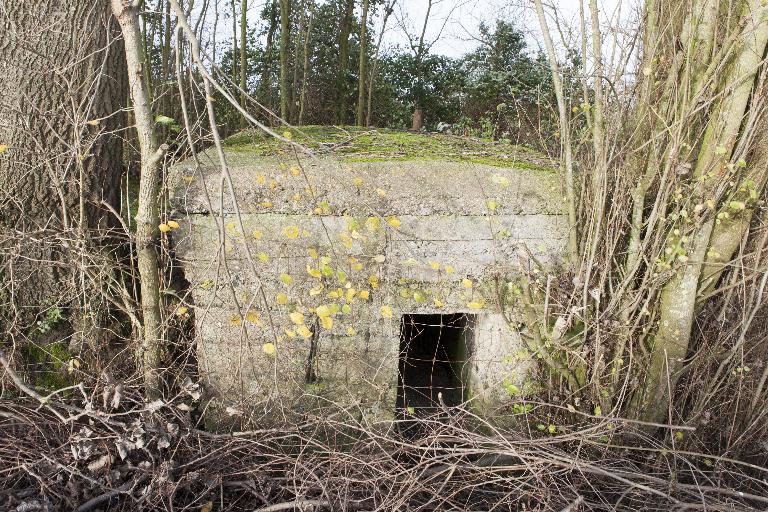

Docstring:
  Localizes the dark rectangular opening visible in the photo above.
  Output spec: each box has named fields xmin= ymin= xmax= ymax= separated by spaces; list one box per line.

xmin=396 ymin=313 xmax=473 ymax=419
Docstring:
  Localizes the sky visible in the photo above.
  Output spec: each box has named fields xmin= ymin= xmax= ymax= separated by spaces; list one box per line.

xmin=201 ymin=0 xmax=638 ymax=62
xmin=371 ymin=0 xmax=634 ymax=58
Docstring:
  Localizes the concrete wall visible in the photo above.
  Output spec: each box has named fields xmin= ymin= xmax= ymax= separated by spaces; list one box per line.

xmin=170 ymin=156 xmax=568 ymax=421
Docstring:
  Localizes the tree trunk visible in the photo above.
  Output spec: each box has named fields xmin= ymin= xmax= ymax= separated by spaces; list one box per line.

xmin=356 ymin=0 xmax=370 ymax=126
xmin=259 ymin=0 xmax=278 ymax=117
xmin=335 ymin=0 xmax=355 ymax=124
xmin=292 ymin=0 xmax=307 ymax=123
xmin=0 ymin=1 xmax=125 ymax=329
xmin=366 ymin=0 xmax=396 ymax=127
xmin=633 ymin=0 xmax=768 ymax=423
xmin=298 ymin=5 xmax=315 ymax=126
xmin=112 ymin=0 xmax=167 ymax=399
xmin=279 ymin=0 xmax=291 ymax=121
xmin=240 ymin=0 xmax=248 ymax=126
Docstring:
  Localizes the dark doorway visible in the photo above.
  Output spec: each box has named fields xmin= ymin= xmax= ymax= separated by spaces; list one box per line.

xmin=396 ymin=313 xmax=473 ymax=420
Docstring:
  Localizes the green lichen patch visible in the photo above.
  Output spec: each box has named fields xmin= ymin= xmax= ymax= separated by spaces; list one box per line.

xmin=222 ymin=126 xmax=555 ymax=172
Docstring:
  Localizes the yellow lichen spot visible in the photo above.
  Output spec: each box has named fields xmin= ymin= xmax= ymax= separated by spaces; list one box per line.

xmin=246 ymin=311 xmax=260 ymax=324
xmin=258 ymin=252 xmax=269 ymax=263
xmin=462 ymin=278 xmax=473 ymax=288
xmin=289 ymin=312 xmax=305 ymax=325
xmin=167 ymin=220 xmax=180 ymax=229
xmin=380 ymin=305 xmax=394 ymax=319
xmin=159 ymin=223 xmax=171 ymax=233
xmin=262 ymin=342 xmax=276 ymax=356
xmin=252 ymin=229 xmax=264 ymax=240
xmin=280 ymin=273 xmax=293 ymax=285
xmin=0 ymin=144 xmax=9 ymax=154
xmin=260 ymin=200 xmax=273 ymax=208
xmin=486 ymin=200 xmax=498 ymax=211
xmin=175 ymin=306 xmax=189 ymax=316
xmin=282 ymin=225 xmax=300 ymax=239
xmin=369 ymin=275 xmax=380 ymax=289
xmin=386 ymin=216 xmax=401 ymax=228
xmin=413 ymin=290 xmax=426 ymax=303
xmin=433 ymin=299 xmax=444 ymax=308
xmin=376 ymin=188 xmax=387 ymax=197
xmin=358 ymin=290 xmax=370 ymax=300
xmin=229 ymin=314 xmax=242 ymax=326
xmin=444 ymin=265 xmax=455 ymax=274
xmin=256 ymin=173 xmax=266 ymax=185
xmin=290 ymin=165 xmax=301 ymax=176
xmin=320 ymin=316 xmax=334 ymax=330
xmin=182 ymin=175 xmax=195 ymax=183
xmin=308 ymin=247 xmax=318 ymax=259
xmin=297 ymin=325 xmax=312 ymax=338
xmin=346 ymin=326 xmax=357 ymax=336
xmin=292 ymin=193 xmax=302 ymax=202
xmin=429 ymin=261 xmax=440 ymax=271
xmin=276 ymin=293 xmax=289 ymax=305
xmin=353 ymin=177 xmax=364 ymax=187
xmin=283 ymin=131 xmax=292 ymax=141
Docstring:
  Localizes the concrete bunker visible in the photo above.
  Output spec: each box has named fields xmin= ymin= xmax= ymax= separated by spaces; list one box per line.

xmin=169 ymin=129 xmax=568 ymax=422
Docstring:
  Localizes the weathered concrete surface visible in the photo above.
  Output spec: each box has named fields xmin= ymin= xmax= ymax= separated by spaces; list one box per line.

xmin=170 ymin=150 xmax=568 ymax=420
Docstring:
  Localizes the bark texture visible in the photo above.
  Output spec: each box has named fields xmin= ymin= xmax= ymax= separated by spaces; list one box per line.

xmin=0 ymin=1 xmax=126 ymax=328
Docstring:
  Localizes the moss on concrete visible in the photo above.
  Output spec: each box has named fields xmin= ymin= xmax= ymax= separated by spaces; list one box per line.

xmin=222 ymin=126 xmax=556 ymax=172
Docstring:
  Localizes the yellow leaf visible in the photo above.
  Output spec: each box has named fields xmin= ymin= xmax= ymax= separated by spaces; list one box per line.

xmin=428 ymin=261 xmax=440 ymax=270
xmin=307 ymin=265 xmax=322 ymax=278
xmin=433 ymin=299 xmax=444 ymax=308
xmin=175 ymin=306 xmax=189 ymax=316
xmin=262 ymin=343 xmax=276 ymax=356
xmin=258 ymin=252 xmax=269 ymax=263
xmin=290 ymin=165 xmax=301 ymax=176
xmin=413 ymin=290 xmax=426 ymax=303
xmin=280 ymin=273 xmax=293 ymax=285
xmin=320 ymin=316 xmax=334 ymax=330
xmin=252 ymin=229 xmax=263 ymax=240
xmin=159 ymin=223 xmax=171 ymax=233
xmin=346 ymin=326 xmax=357 ymax=336
xmin=309 ymin=284 xmax=323 ymax=296
xmin=445 ymin=265 xmax=455 ymax=274
xmin=289 ymin=312 xmax=305 ymax=325
xmin=373 ymin=254 xmax=386 ymax=263
xmin=491 ymin=174 xmax=510 ymax=187
xmin=201 ymin=501 xmax=214 ymax=512
xmin=167 ymin=220 xmax=180 ymax=229
xmin=255 ymin=173 xmax=266 ymax=185
xmin=0 ymin=144 xmax=8 ymax=154
xmin=376 ymin=188 xmax=387 ymax=197
xmin=282 ymin=225 xmax=300 ymax=239
xmin=260 ymin=200 xmax=273 ymax=208
xmin=276 ymin=293 xmax=289 ymax=305
xmin=229 ymin=314 xmax=242 ymax=326
xmin=315 ymin=305 xmax=331 ymax=317
xmin=308 ymin=247 xmax=318 ymax=259
xmin=358 ymin=290 xmax=370 ymax=300
xmin=285 ymin=328 xmax=296 ymax=338
xmin=486 ymin=200 xmax=498 ymax=211
xmin=353 ymin=177 xmax=364 ymax=187
xmin=380 ymin=305 xmax=393 ymax=319
xmin=297 ymin=325 xmax=312 ymax=338
xmin=467 ymin=300 xmax=485 ymax=310
xmin=462 ymin=278 xmax=473 ymax=288
xmin=246 ymin=311 xmax=260 ymax=324
xmin=283 ymin=131 xmax=292 ymax=141
xmin=386 ymin=216 xmax=401 ymax=228
xmin=365 ymin=216 xmax=381 ymax=231
xmin=369 ymin=275 xmax=380 ymax=289
xmin=86 ymin=119 xmax=100 ymax=126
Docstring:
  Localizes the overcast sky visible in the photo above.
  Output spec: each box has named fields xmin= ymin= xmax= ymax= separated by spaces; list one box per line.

xmin=204 ymin=0 xmax=638 ymax=61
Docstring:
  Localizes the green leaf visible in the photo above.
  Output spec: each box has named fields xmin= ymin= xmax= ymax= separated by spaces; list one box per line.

xmin=155 ymin=115 xmax=175 ymax=125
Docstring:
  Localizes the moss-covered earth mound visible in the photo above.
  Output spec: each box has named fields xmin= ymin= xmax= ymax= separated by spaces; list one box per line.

xmin=222 ymin=125 xmax=555 ymax=172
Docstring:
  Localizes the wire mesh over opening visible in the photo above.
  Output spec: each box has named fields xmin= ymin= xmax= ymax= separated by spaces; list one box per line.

xmin=396 ymin=313 xmax=474 ymax=422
